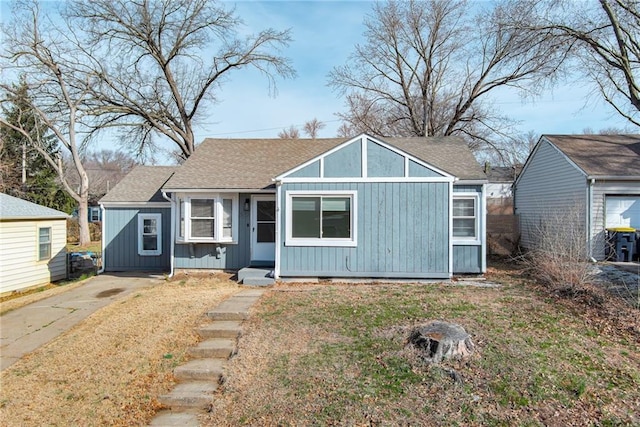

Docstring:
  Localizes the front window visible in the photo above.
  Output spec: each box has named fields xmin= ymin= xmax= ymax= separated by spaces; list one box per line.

xmin=38 ymin=227 xmax=51 ymax=260
xmin=287 ymin=192 xmax=357 ymax=247
xmin=176 ymin=194 xmax=238 ymax=243
xmin=138 ymin=213 xmax=162 ymax=256
xmin=453 ymin=196 xmax=478 ymax=240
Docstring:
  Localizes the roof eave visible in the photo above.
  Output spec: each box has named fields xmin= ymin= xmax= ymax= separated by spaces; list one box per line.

xmin=587 ymin=175 xmax=640 ymax=181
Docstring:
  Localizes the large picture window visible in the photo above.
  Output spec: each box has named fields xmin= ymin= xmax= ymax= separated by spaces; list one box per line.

xmin=138 ymin=213 xmax=162 ymax=256
xmin=286 ymin=191 xmax=357 ymax=247
xmin=452 ymin=195 xmax=479 ymax=241
xmin=176 ymin=194 xmax=237 ymax=243
xmin=38 ymin=227 xmax=51 ymax=260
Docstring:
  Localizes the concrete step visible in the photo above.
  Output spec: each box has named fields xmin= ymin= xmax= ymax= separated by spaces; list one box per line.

xmin=157 ymin=381 xmax=218 ymax=409
xmin=196 ymin=321 xmax=243 ymax=339
xmin=206 ymin=293 xmax=264 ymax=321
xmin=149 ymin=410 xmax=200 ymax=426
xmin=238 ymin=267 xmax=274 ymax=285
xmin=174 ymin=359 xmax=225 ymax=381
xmin=188 ymin=338 xmax=235 ymax=359
xmin=243 ymin=276 xmax=275 ymax=286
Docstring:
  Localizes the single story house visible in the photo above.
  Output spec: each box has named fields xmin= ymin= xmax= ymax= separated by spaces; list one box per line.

xmin=514 ymin=134 xmax=640 ymax=260
xmin=100 ymin=134 xmax=488 ymax=280
xmin=0 ymin=193 xmax=69 ymax=293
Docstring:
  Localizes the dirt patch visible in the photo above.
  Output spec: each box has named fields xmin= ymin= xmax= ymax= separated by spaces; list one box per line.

xmin=0 ymin=273 xmax=240 ymax=426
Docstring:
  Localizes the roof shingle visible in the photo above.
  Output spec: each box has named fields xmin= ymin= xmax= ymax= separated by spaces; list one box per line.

xmin=100 ymin=166 xmax=178 ymax=203
xmin=0 ymin=193 xmax=70 ymax=220
xmin=164 ymin=135 xmax=485 ymax=190
xmin=545 ymin=134 xmax=640 ymax=177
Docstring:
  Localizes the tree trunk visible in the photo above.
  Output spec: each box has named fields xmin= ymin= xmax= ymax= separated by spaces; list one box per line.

xmin=408 ymin=321 xmax=475 ymax=363
xmin=76 ymin=171 xmax=91 ymax=246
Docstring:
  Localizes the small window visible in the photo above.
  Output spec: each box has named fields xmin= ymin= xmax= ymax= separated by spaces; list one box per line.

xmin=286 ymin=192 xmax=357 ymax=247
xmin=90 ymin=207 xmax=100 ymax=222
xmin=190 ymin=199 xmax=215 ymax=239
xmin=176 ymin=194 xmax=238 ymax=243
xmin=38 ymin=227 xmax=51 ymax=260
xmin=138 ymin=213 xmax=162 ymax=256
xmin=453 ymin=196 xmax=478 ymax=240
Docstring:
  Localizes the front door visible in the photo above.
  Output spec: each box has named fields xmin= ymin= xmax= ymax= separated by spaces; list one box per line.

xmin=251 ymin=195 xmax=276 ymax=265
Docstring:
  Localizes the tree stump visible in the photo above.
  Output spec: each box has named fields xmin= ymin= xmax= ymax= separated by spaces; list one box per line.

xmin=408 ymin=321 xmax=475 ymax=363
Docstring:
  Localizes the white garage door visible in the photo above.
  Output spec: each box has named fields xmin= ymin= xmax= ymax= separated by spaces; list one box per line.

xmin=605 ymin=196 xmax=640 ymax=228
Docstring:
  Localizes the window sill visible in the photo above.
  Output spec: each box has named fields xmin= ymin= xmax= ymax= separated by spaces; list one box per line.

xmin=285 ymin=239 xmax=357 ymax=247
xmin=139 ymin=251 xmax=162 ymax=256
xmin=176 ymin=239 xmax=238 ymax=245
xmin=452 ymin=239 xmax=481 ymax=245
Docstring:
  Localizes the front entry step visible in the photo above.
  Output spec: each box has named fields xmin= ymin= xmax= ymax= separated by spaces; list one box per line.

xmin=157 ymin=381 xmax=219 ymax=409
xmin=237 ymin=267 xmax=275 ymax=286
xmin=188 ymin=338 xmax=236 ymax=359
xmin=173 ymin=359 xmax=225 ymax=381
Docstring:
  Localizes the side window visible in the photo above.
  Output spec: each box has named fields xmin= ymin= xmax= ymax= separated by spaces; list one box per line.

xmin=452 ymin=196 xmax=477 ymax=239
xmin=38 ymin=227 xmax=52 ymax=260
xmin=138 ymin=213 xmax=162 ymax=256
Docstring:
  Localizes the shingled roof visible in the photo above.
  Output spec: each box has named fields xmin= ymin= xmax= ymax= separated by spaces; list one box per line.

xmin=100 ymin=166 xmax=178 ymax=203
xmin=163 ymin=135 xmax=486 ymax=191
xmin=0 ymin=193 xmax=69 ymax=220
xmin=545 ymin=134 xmax=640 ymax=177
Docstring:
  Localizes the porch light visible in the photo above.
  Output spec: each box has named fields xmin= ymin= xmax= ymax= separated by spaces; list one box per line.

xmin=244 ymin=199 xmax=250 ymax=211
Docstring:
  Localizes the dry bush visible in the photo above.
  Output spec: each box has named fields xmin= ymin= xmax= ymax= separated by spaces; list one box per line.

xmin=520 ymin=202 xmax=594 ymax=294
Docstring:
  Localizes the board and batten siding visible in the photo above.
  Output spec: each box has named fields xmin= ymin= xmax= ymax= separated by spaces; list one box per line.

xmin=514 ymin=139 xmax=588 ymax=250
xmin=174 ymin=193 xmax=252 ymax=270
xmin=590 ymin=181 xmax=640 ymax=260
xmin=103 ymin=207 xmax=171 ymax=271
xmin=0 ymin=219 xmax=67 ymax=293
xmin=279 ymin=181 xmax=450 ymax=278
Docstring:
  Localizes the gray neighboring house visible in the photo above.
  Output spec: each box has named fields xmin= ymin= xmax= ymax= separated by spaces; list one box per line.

xmin=0 ymin=193 xmax=70 ymax=293
xmin=514 ymin=134 xmax=640 ymax=260
xmin=100 ymin=134 xmax=488 ymax=279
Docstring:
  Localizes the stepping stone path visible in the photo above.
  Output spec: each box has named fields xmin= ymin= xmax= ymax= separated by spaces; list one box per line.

xmin=149 ymin=288 xmax=265 ymax=426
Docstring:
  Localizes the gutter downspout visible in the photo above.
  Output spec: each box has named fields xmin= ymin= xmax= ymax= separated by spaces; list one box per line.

xmin=98 ymin=203 xmax=106 ymax=274
xmin=273 ymin=179 xmax=282 ymax=280
xmin=162 ymin=191 xmax=175 ymax=278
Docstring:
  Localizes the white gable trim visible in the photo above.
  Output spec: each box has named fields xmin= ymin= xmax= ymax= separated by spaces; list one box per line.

xmin=275 ymin=133 xmax=456 ymax=182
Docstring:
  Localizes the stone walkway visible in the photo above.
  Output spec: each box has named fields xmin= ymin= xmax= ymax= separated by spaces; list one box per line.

xmin=149 ymin=288 xmax=265 ymax=427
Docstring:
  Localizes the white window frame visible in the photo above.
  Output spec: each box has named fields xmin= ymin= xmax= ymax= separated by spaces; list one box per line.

xmin=176 ymin=193 xmax=239 ymax=244
xmin=285 ymin=190 xmax=357 ymax=247
xmin=38 ymin=226 xmax=52 ymax=261
xmin=452 ymin=193 xmax=480 ymax=244
xmin=138 ymin=213 xmax=162 ymax=256
xmin=90 ymin=207 xmax=100 ymax=222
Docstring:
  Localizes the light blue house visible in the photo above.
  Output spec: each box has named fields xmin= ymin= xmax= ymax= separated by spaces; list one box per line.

xmin=100 ymin=134 xmax=487 ymax=281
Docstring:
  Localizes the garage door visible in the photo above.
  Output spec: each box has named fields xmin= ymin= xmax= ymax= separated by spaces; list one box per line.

xmin=605 ymin=196 xmax=640 ymax=228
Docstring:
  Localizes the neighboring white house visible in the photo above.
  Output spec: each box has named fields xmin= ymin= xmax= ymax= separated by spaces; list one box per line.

xmin=514 ymin=134 xmax=640 ymax=260
xmin=0 ymin=193 xmax=70 ymax=293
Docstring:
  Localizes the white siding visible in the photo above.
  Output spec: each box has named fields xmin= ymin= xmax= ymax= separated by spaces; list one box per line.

xmin=0 ymin=219 xmax=67 ymax=293
xmin=590 ymin=182 xmax=640 ymax=260
xmin=514 ymin=139 xmax=588 ymax=250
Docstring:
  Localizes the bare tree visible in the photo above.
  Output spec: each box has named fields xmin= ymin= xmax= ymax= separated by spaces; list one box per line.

xmin=1 ymin=1 xmax=94 ymax=244
xmin=65 ymin=0 xmax=296 ymax=159
xmin=278 ymin=125 xmax=300 ymax=139
xmin=527 ymin=0 xmax=640 ymax=127
xmin=302 ymin=118 xmax=325 ymax=138
xmin=328 ymin=0 xmax=567 ymax=157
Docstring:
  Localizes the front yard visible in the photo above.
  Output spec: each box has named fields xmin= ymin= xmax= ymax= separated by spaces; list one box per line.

xmin=203 ymin=266 xmax=639 ymax=426
xmin=0 ymin=263 xmax=638 ymax=426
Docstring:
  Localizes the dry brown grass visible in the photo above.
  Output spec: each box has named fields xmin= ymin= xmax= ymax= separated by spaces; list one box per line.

xmin=201 ymin=272 xmax=640 ymax=426
xmin=0 ymin=273 xmax=240 ymax=427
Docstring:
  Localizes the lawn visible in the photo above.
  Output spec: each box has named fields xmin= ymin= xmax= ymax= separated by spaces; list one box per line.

xmin=0 ymin=263 xmax=638 ymax=426
xmin=202 ymin=266 xmax=640 ymax=426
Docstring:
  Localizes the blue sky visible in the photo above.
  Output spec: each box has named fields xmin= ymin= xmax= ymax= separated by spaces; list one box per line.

xmin=1 ymin=0 xmax=635 ymax=163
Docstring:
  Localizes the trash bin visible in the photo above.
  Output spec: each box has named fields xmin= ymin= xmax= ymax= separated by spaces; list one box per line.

xmin=606 ymin=227 xmax=636 ymax=262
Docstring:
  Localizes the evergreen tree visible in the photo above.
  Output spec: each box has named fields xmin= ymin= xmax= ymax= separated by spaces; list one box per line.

xmin=0 ymin=82 xmax=75 ymax=213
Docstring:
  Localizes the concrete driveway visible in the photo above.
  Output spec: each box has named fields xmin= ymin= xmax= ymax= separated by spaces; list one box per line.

xmin=0 ymin=273 xmax=165 ymax=371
